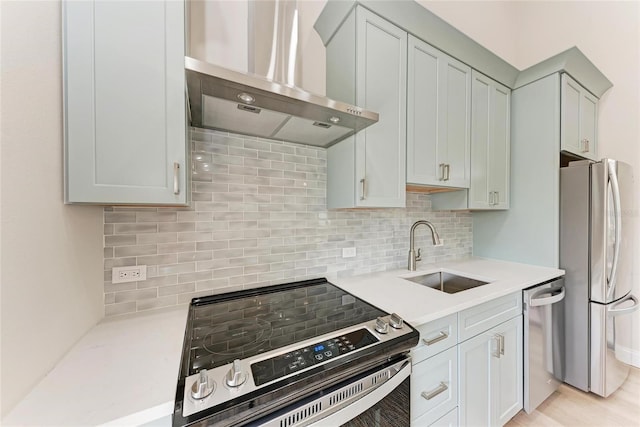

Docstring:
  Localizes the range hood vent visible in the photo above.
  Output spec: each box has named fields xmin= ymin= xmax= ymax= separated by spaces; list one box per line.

xmin=185 ymin=57 xmax=378 ymax=148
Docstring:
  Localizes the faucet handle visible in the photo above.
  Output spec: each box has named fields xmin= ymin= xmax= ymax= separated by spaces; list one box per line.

xmin=415 ymin=248 xmax=422 ymax=261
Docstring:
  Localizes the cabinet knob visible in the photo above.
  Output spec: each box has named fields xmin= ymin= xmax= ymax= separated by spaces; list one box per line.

xmin=173 ymin=162 xmax=180 ymax=195
xmin=423 ymin=331 xmax=448 ymax=346
xmin=421 ymin=382 xmax=448 ymax=400
xmin=489 ymin=191 xmax=500 ymax=206
xmin=493 ymin=334 xmax=505 ymax=358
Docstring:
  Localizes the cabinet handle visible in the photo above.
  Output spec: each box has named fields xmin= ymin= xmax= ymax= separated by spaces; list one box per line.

xmin=439 ymin=163 xmax=446 ymax=181
xmin=493 ymin=334 xmax=505 ymax=358
xmin=421 ymin=382 xmax=448 ymax=400
xmin=489 ymin=191 xmax=494 ymax=205
xmin=173 ymin=162 xmax=180 ymax=195
xmin=494 ymin=191 xmax=499 ymax=205
xmin=360 ymin=178 xmax=366 ymax=200
xmin=445 ymin=164 xmax=450 ymax=181
xmin=423 ymin=331 xmax=449 ymax=346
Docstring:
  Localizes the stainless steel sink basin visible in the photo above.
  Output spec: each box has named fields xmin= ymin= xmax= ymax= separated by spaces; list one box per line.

xmin=405 ymin=272 xmax=490 ymax=294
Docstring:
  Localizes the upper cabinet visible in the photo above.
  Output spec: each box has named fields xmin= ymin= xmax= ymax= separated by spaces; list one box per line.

xmin=469 ymin=71 xmax=511 ymax=210
xmin=430 ymin=71 xmax=511 ymax=211
xmin=407 ymin=36 xmax=471 ymax=189
xmin=325 ymin=7 xmax=407 ymax=208
xmin=560 ymin=73 xmax=598 ymax=160
xmin=63 ymin=0 xmax=188 ymax=205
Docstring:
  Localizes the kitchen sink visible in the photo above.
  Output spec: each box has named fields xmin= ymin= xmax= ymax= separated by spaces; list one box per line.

xmin=404 ymin=271 xmax=490 ymax=294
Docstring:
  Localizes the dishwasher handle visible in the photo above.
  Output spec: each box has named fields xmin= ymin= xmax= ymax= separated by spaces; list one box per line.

xmin=529 ymin=286 xmax=565 ymax=307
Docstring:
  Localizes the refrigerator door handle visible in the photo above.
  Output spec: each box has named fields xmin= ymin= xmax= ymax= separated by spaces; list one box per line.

xmin=608 ymin=294 xmax=640 ymax=317
xmin=607 ymin=160 xmax=622 ymax=300
xmin=529 ymin=286 xmax=565 ymax=307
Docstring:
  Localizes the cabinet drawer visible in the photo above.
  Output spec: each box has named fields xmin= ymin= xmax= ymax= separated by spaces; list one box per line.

xmin=411 ymin=346 xmax=458 ymax=424
xmin=458 ymin=291 xmax=522 ymax=342
xmin=411 ymin=313 xmax=457 ymax=364
xmin=413 ymin=406 xmax=458 ymax=427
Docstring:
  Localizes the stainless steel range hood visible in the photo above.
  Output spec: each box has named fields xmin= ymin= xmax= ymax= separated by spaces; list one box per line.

xmin=185 ymin=57 xmax=378 ymax=148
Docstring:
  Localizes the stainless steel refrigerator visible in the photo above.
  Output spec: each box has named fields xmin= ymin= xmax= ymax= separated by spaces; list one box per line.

xmin=560 ymin=158 xmax=639 ymax=397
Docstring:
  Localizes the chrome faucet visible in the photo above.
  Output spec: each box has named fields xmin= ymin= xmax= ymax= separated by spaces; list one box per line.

xmin=408 ymin=220 xmax=441 ymax=271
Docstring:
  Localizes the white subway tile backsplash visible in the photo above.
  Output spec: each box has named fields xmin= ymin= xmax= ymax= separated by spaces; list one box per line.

xmin=178 ymin=251 xmax=213 ymax=263
xmin=136 ymin=254 xmax=177 ymax=266
xmin=102 ymin=128 xmax=472 ymax=316
xmin=158 ymin=283 xmax=196 ymax=297
xmin=137 ymin=275 xmax=177 ymax=289
xmin=114 ymin=288 xmax=157 ymax=304
xmin=137 ymin=295 xmax=177 ymax=311
xmin=157 ymin=262 xmax=196 ymax=275
xmin=114 ymin=224 xmax=157 ymax=234
xmin=114 ymin=244 xmax=157 ymax=258
xmin=136 ymin=233 xmax=178 ymax=244
xmin=105 ymin=302 xmax=137 ymax=316
xmin=105 ymin=235 xmax=137 ymax=247
xmin=105 ymin=212 xmax=136 ymax=223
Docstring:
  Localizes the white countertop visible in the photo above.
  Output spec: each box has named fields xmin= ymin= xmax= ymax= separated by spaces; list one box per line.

xmin=3 ymin=306 xmax=188 ymax=426
xmin=331 ymin=257 xmax=564 ymax=326
xmin=3 ymin=257 xmax=562 ymax=426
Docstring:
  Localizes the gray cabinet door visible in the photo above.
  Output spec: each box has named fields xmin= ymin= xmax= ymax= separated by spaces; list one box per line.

xmin=495 ymin=315 xmax=523 ymax=426
xmin=407 ymin=35 xmax=470 ymax=189
xmin=458 ymin=329 xmax=493 ymax=426
xmin=458 ymin=316 xmax=523 ymax=426
xmin=354 ymin=7 xmax=407 ymax=207
xmin=63 ymin=0 xmax=187 ymax=205
xmin=325 ymin=7 xmax=406 ymax=208
xmin=560 ymin=73 xmax=598 ymax=161
xmin=469 ymin=71 xmax=510 ymax=209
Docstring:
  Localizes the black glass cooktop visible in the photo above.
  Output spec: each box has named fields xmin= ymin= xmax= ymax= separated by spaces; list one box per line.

xmin=187 ymin=279 xmax=387 ymax=375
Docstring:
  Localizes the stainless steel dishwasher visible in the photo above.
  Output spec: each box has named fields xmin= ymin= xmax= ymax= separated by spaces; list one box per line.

xmin=523 ymin=277 xmax=566 ymax=413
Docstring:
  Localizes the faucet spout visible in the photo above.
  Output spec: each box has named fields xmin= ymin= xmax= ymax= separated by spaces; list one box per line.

xmin=408 ymin=220 xmax=441 ymax=271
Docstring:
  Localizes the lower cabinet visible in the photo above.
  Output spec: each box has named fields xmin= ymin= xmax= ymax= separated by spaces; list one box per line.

xmin=458 ymin=315 xmax=523 ymax=426
xmin=411 ymin=347 xmax=458 ymax=425
xmin=428 ymin=408 xmax=459 ymax=427
xmin=410 ymin=292 xmax=523 ymax=427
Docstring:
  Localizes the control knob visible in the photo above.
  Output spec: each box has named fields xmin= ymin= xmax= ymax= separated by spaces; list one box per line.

xmin=226 ymin=359 xmax=247 ymax=387
xmin=389 ymin=313 xmax=404 ymax=329
xmin=375 ymin=317 xmax=389 ymax=334
xmin=191 ymin=369 xmax=215 ymax=400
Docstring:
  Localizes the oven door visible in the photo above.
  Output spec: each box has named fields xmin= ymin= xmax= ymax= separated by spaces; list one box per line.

xmin=254 ymin=357 xmax=411 ymax=427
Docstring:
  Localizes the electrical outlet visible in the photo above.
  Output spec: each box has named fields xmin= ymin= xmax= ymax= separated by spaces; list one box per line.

xmin=112 ymin=265 xmax=147 ymax=284
xmin=342 ymin=247 xmax=357 ymax=258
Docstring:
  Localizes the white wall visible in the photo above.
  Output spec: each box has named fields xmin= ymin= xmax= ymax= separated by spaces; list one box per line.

xmin=420 ymin=0 xmax=640 ymax=365
xmin=0 ymin=0 xmax=104 ymax=417
xmin=514 ymin=1 xmax=640 ymax=365
xmin=417 ymin=0 xmax=520 ymax=66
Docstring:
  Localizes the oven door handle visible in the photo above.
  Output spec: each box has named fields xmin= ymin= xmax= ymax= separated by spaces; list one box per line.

xmin=257 ymin=358 xmax=411 ymax=427
xmin=311 ymin=360 xmax=411 ymax=427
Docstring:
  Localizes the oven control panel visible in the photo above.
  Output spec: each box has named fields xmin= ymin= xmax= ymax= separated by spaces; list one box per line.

xmin=251 ymin=329 xmax=377 ymax=386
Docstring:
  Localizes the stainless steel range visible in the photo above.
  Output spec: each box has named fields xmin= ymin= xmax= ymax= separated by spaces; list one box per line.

xmin=173 ymin=278 xmax=418 ymax=426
